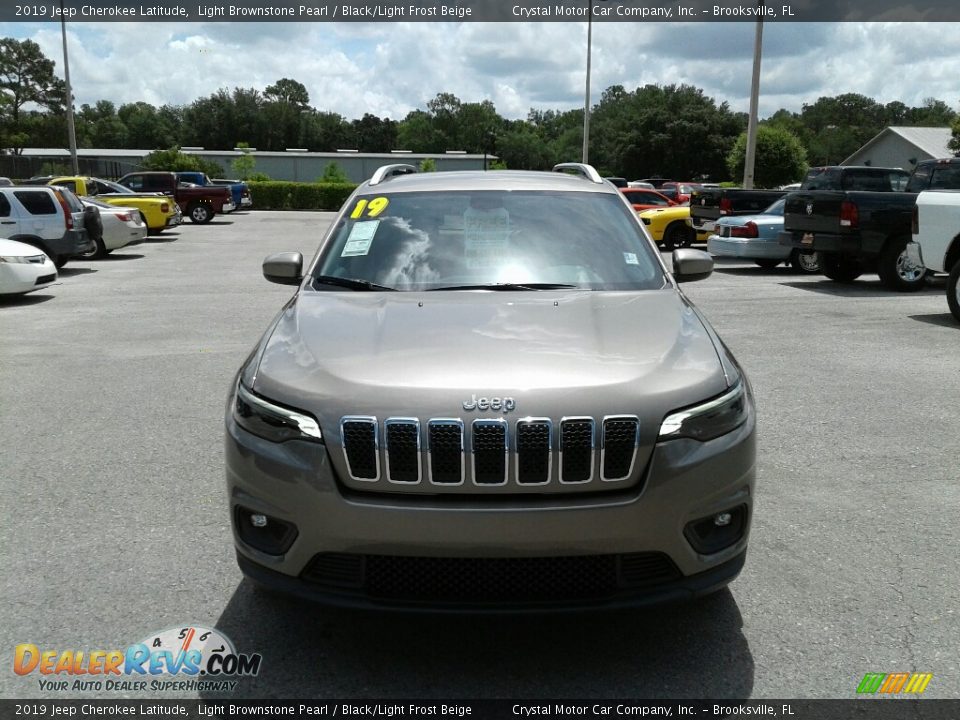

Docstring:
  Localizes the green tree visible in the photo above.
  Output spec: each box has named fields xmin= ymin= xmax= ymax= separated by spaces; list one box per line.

xmin=117 ymin=101 xmax=177 ymax=149
xmin=726 ymin=125 xmax=808 ymax=188
xmin=949 ymin=116 xmax=960 ymax=156
xmin=231 ymin=142 xmax=256 ymax=179
xmin=496 ymin=125 xmax=553 ymax=170
xmin=320 ymin=161 xmax=349 ymax=182
xmin=589 ymin=83 xmax=744 ymax=180
xmin=141 ymin=146 xmax=224 ymax=176
xmin=351 ymin=113 xmax=397 ymax=152
xmin=419 ymin=158 xmax=436 ymax=172
xmin=264 ymin=78 xmax=309 ymax=108
xmin=0 ymin=38 xmax=66 ymax=151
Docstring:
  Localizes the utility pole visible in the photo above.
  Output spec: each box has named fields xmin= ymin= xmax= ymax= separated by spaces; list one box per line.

xmin=60 ymin=0 xmax=79 ymax=174
xmin=743 ymin=2 xmax=764 ymax=189
xmin=582 ymin=0 xmax=593 ymax=164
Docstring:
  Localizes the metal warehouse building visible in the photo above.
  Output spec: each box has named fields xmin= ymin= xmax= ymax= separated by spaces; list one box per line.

xmin=0 ymin=148 xmax=494 ymax=182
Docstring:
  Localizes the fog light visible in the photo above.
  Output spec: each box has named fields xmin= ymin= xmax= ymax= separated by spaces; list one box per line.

xmin=714 ymin=512 xmax=732 ymax=527
xmin=235 ymin=506 xmax=298 ymax=555
xmin=684 ymin=505 xmax=747 ymax=555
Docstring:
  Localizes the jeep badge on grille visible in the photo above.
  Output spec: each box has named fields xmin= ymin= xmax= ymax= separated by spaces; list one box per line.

xmin=463 ymin=394 xmax=516 ymax=412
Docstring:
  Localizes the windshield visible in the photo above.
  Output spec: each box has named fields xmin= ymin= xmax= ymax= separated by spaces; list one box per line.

xmin=313 ymin=190 xmax=666 ymax=291
xmin=97 ymin=180 xmax=135 ymax=195
xmin=763 ymin=198 xmax=786 ymax=215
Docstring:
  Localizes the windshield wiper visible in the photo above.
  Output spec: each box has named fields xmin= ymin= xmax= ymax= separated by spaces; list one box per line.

xmin=428 ymin=282 xmax=578 ymax=291
xmin=313 ymin=275 xmax=395 ymax=291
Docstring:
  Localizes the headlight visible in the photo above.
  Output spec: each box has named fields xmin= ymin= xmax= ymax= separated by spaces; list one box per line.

xmin=0 ymin=255 xmax=39 ymax=264
xmin=659 ymin=380 xmax=749 ymax=442
xmin=233 ymin=381 xmax=322 ymax=443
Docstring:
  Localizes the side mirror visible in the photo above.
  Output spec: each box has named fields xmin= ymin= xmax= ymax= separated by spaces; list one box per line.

xmin=672 ymin=248 xmax=713 ymax=283
xmin=262 ymin=252 xmax=303 ymax=285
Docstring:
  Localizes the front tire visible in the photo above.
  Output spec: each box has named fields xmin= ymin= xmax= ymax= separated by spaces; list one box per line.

xmin=821 ymin=253 xmax=863 ymax=283
xmin=790 ymin=249 xmax=821 ymax=274
xmin=947 ymin=260 xmax=960 ymax=323
xmin=663 ymin=222 xmax=692 ymax=251
xmin=877 ymin=237 xmax=926 ymax=292
xmin=188 ymin=203 xmax=213 ymax=224
xmin=53 ymin=255 xmax=68 ymax=269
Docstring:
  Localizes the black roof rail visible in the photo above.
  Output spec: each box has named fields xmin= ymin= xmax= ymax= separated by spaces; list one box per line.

xmin=552 ymin=163 xmax=604 ymax=184
xmin=369 ymin=164 xmax=418 ymax=186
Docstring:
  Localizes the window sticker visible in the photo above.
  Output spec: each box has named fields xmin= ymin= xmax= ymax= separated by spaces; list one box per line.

xmin=623 ymin=252 xmax=639 ymax=265
xmin=464 ymin=206 xmax=511 ymax=269
xmin=341 ymin=220 xmax=380 ymax=257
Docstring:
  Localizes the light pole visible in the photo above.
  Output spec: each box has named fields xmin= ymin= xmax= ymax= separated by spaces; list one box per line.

xmin=742 ymin=0 xmax=764 ymax=189
xmin=59 ymin=0 xmax=79 ymax=174
xmin=582 ymin=0 xmax=593 ymax=164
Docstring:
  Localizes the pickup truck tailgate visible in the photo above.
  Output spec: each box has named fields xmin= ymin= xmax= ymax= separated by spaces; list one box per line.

xmin=783 ymin=191 xmax=845 ymax=234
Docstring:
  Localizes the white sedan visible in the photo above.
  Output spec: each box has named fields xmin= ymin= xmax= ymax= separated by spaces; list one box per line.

xmin=0 ymin=238 xmax=58 ymax=296
xmin=79 ymin=197 xmax=148 ymax=259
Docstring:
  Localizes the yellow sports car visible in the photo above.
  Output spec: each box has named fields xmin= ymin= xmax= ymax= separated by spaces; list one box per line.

xmin=48 ymin=176 xmax=181 ymax=234
xmin=637 ymin=206 xmax=710 ymax=250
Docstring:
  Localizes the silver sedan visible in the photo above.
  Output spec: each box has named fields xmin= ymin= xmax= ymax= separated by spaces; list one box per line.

xmin=708 ymin=197 xmax=820 ymax=273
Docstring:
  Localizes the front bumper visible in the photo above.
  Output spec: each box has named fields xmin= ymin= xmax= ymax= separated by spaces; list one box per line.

xmin=709 ymin=236 xmax=790 ymax=260
xmin=0 ymin=259 xmax=57 ymax=295
xmin=225 ymin=399 xmax=756 ymax=610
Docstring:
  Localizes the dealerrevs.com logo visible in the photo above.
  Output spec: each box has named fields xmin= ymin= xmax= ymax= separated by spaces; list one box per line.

xmin=14 ymin=625 xmax=261 ymax=693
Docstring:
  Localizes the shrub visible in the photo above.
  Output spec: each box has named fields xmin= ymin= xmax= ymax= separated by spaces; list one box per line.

xmin=142 ymin=147 xmax=224 ymax=177
xmin=247 ymin=181 xmax=357 ymax=210
xmin=319 ymin=162 xmax=350 ymax=183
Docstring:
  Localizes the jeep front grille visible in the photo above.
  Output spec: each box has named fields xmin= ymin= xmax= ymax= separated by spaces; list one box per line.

xmin=339 ymin=415 xmax=641 ymax=491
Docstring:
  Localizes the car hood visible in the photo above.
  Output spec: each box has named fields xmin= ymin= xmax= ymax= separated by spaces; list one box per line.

xmin=251 ymin=289 xmax=728 ymax=445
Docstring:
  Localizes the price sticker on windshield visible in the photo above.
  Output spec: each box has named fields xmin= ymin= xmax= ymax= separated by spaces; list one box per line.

xmin=350 ymin=196 xmax=389 ymax=219
xmin=342 ymin=220 xmax=380 ymax=257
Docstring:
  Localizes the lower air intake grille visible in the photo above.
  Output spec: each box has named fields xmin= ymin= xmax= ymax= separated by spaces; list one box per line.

xmin=301 ymin=553 xmax=681 ymax=602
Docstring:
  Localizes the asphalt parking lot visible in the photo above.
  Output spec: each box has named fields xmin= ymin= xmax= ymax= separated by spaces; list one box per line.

xmin=2 ymin=210 xmax=958 ymax=700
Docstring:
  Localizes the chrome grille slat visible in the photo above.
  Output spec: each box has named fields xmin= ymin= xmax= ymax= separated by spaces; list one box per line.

xmin=338 ymin=415 xmax=639 ymax=490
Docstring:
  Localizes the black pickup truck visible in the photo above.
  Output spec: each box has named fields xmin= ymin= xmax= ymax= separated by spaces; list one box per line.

xmin=690 ymin=187 xmax=788 ymax=235
xmin=778 ymin=164 xmax=933 ymax=290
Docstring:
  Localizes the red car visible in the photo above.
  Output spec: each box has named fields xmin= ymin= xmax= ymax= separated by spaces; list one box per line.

xmin=619 ymin=188 xmax=676 ymax=212
xmin=658 ymin=182 xmax=702 ymax=204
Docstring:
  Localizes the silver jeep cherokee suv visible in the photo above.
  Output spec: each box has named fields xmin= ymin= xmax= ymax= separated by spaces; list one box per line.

xmin=225 ymin=163 xmax=756 ymax=610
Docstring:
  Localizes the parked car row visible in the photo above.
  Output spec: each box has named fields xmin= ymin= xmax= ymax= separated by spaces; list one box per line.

xmin=689 ymin=158 xmax=960 ymax=322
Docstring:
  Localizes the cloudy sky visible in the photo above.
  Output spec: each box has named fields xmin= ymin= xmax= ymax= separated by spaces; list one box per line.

xmin=2 ymin=20 xmax=960 ymax=121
